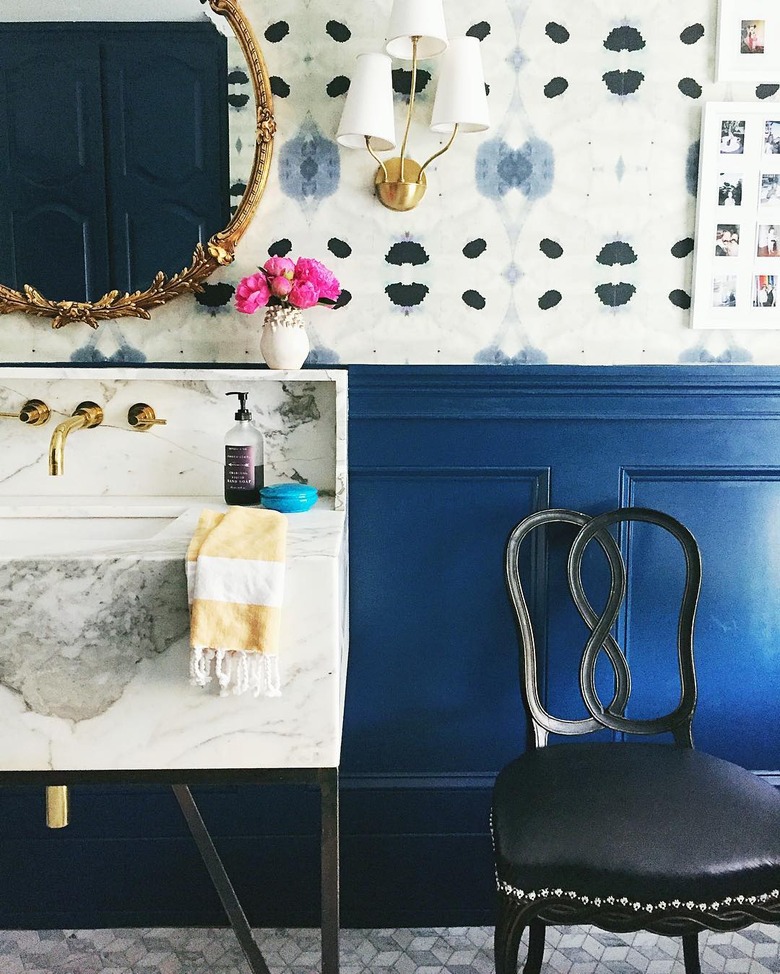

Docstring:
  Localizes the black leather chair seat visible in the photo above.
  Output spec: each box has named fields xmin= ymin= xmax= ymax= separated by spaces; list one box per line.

xmin=493 ymin=742 xmax=780 ymax=905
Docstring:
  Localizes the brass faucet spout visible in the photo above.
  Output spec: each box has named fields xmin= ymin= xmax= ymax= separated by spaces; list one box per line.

xmin=48 ymin=401 xmax=103 ymax=476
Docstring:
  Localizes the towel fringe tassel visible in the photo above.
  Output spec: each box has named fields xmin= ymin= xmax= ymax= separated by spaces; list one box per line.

xmin=190 ymin=646 xmax=281 ymax=698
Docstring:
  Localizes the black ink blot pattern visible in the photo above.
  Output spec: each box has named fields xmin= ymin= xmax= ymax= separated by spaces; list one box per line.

xmin=757 ymin=85 xmax=780 ymax=99
xmin=333 ymin=289 xmax=352 ymax=309
xmin=462 ymin=290 xmax=486 ymax=309
xmin=463 ymin=239 xmax=487 ymax=258
xmin=265 ymin=22 xmax=289 ymax=43
xmin=602 ymin=70 xmax=644 ymax=96
xmin=467 ymin=22 xmax=491 ymax=41
xmin=326 ymin=21 xmax=351 ymax=42
xmin=597 ymin=241 xmax=637 ymax=266
xmin=539 ymin=290 xmax=562 ymax=310
xmin=392 ymin=68 xmax=432 ymax=97
xmin=678 ymin=78 xmax=702 ymax=99
xmin=195 ymin=282 xmax=234 ymax=309
xmin=544 ymin=77 xmax=568 ymax=98
xmin=540 ymin=238 xmax=564 ymax=258
xmin=386 ymin=283 xmax=429 ymax=307
xmin=268 ymin=239 xmax=293 ymax=258
xmin=228 ymin=93 xmax=250 ymax=109
xmin=680 ymin=24 xmax=705 ymax=44
xmin=387 ymin=242 xmax=429 ymax=266
xmin=604 ymin=26 xmax=645 ymax=52
xmin=546 ymin=22 xmax=570 ymax=44
xmin=270 ymin=77 xmax=290 ymax=98
xmin=669 ymin=289 xmax=691 ymax=309
xmin=595 ymin=283 xmax=636 ymax=307
xmin=671 ymin=238 xmax=695 ymax=258
xmin=327 ymin=76 xmax=350 ymax=98
xmin=385 ymin=240 xmax=430 ymax=309
xmin=328 ymin=238 xmax=352 ymax=259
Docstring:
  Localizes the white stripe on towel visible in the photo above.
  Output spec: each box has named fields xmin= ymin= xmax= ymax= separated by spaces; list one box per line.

xmin=189 ymin=556 xmax=285 ymax=607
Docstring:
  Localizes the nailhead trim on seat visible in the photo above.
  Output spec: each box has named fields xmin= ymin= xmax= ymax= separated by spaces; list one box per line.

xmin=496 ymin=879 xmax=780 ymax=914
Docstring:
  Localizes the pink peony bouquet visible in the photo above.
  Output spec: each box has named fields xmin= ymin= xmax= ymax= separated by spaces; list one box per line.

xmin=235 ymin=256 xmax=341 ymax=314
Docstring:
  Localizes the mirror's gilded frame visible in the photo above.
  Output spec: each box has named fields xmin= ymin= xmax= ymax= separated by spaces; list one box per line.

xmin=0 ymin=0 xmax=275 ymax=329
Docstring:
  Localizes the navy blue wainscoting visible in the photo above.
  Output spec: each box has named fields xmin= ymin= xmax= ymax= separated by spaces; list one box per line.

xmin=2 ymin=365 xmax=780 ymax=929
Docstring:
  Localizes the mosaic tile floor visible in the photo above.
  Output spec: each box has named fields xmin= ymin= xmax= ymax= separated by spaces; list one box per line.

xmin=2 ymin=924 xmax=780 ymax=974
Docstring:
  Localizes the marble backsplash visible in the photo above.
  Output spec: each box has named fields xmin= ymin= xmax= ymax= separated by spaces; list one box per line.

xmin=0 ymin=368 xmax=347 ymax=508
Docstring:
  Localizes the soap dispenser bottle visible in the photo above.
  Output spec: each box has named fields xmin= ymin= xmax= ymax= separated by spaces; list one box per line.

xmin=224 ymin=391 xmax=265 ymax=506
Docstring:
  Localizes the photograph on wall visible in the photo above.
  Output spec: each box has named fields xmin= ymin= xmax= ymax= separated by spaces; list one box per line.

xmin=718 ymin=174 xmax=743 ymax=206
xmin=761 ymin=173 xmax=780 ymax=205
xmin=720 ymin=120 xmax=745 ymax=154
xmin=742 ymin=20 xmax=765 ymax=54
xmin=717 ymin=1 xmax=780 ymax=82
xmin=715 ymin=225 xmax=740 ymax=256
xmin=713 ymin=276 xmax=738 ymax=307
xmin=754 ymin=275 xmax=778 ymax=306
xmin=765 ymin=120 xmax=780 ymax=153
xmin=692 ymin=102 xmax=780 ymax=329
xmin=757 ymin=224 xmax=780 ymax=255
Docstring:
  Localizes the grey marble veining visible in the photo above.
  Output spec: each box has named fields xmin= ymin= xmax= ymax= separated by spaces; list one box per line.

xmin=0 ymin=555 xmax=189 ymax=722
xmin=0 ymin=368 xmax=347 ymax=509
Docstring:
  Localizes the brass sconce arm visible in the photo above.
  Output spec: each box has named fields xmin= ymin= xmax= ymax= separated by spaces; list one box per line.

xmin=419 ymin=123 xmax=459 ymax=177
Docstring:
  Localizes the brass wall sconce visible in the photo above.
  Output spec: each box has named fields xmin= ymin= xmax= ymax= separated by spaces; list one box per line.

xmin=336 ymin=0 xmax=489 ymax=212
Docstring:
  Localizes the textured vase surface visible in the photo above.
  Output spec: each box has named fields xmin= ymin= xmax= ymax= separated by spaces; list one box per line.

xmin=261 ymin=305 xmax=310 ymax=369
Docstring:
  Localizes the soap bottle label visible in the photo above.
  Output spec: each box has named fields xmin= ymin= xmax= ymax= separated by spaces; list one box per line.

xmin=225 ymin=445 xmax=254 ymax=490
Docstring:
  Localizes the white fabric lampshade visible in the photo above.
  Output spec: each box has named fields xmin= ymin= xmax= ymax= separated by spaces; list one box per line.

xmin=336 ymin=53 xmax=396 ymax=151
xmin=385 ymin=0 xmax=448 ymax=60
xmin=430 ymin=36 xmax=490 ymax=134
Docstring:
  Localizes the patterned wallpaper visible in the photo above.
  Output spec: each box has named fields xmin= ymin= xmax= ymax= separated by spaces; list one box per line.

xmin=3 ymin=0 xmax=780 ymax=366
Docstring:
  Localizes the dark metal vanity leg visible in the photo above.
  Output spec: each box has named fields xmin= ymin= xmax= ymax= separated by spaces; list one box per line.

xmin=319 ymin=767 xmax=340 ymax=974
xmin=172 ymin=784 xmax=272 ymax=974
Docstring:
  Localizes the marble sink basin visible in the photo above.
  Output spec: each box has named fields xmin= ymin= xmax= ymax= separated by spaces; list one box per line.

xmin=0 ymin=499 xmax=198 ymax=723
xmin=0 ymin=497 xmax=212 ymax=557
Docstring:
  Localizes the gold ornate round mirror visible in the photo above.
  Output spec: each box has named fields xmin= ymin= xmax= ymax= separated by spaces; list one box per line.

xmin=0 ymin=0 xmax=274 ymax=329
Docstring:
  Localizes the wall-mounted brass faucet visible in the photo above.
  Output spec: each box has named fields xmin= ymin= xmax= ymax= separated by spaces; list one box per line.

xmin=49 ymin=401 xmax=104 ymax=476
xmin=127 ymin=403 xmax=167 ymax=432
xmin=0 ymin=398 xmax=51 ymax=426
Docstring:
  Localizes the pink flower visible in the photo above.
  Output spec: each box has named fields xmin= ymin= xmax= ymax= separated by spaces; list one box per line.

xmin=294 ymin=258 xmax=341 ymax=302
xmin=269 ymin=274 xmax=294 ymax=298
xmin=234 ymin=272 xmax=270 ymax=314
xmin=288 ymin=280 xmax=320 ymax=309
xmin=264 ymin=256 xmax=295 ymax=279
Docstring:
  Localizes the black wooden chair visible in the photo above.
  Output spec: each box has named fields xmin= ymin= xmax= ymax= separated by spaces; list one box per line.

xmin=493 ymin=507 xmax=780 ymax=974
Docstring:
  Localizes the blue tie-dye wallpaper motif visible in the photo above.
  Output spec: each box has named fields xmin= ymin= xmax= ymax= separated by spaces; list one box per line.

xmin=476 ymin=138 xmax=555 ymax=200
xmin=278 ymin=116 xmax=340 ymax=204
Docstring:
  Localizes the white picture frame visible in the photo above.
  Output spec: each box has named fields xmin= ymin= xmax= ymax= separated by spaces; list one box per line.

xmin=716 ymin=0 xmax=780 ymax=83
xmin=691 ymin=102 xmax=780 ymax=330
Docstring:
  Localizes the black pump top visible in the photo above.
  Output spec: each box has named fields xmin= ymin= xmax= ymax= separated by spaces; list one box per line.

xmin=226 ymin=391 xmax=252 ymax=421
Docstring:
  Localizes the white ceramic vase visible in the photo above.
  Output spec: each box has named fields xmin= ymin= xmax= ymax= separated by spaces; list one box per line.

xmin=261 ymin=305 xmax=310 ymax=369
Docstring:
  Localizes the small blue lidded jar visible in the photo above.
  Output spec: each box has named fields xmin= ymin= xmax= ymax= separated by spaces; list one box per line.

xmin=260 ymin=483 xmax=318 ymax=513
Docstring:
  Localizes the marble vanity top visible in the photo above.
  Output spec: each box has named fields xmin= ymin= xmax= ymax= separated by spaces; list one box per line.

xmin=0 ymin=505 xmax=348 ymax=772
xmin=0 ymin=367 xmax=349 ymax=774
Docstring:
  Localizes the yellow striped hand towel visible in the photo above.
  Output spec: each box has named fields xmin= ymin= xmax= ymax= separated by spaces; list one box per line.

xmin=186 ymin=506 xmax=287 ymax=697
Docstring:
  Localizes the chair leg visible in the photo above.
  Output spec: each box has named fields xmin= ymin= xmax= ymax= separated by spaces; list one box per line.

xmin=524 ymin=920 xmax=546 ymax=974
xmin=495 ymin=897 xmax=544 ymax=974
xmin=682 ymin=933 xmax=701 ymax=974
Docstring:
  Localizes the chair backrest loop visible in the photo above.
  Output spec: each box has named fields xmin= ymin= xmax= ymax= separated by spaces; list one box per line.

xmin=505 ymin=507 xmax=702 ymax=746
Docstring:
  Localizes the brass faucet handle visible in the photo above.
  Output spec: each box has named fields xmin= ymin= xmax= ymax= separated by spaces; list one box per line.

xmin=0 ymin=398 xmax=51 ymax=425
xmin=127 ymin=403 xmax=167 ymax=432
xmin=74 ymin=401 xmax=104 ymax=428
